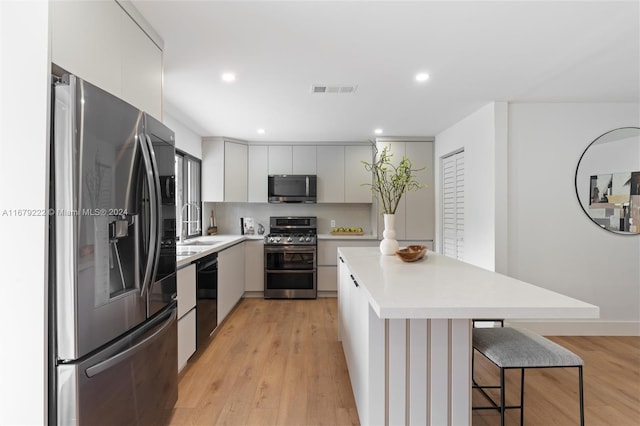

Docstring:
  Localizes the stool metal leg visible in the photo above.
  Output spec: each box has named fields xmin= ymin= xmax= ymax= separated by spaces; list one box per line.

xmin=520 ymin=368 xmax=525 ymax=425
xmin=500 ymin=368 xmax=506 ymax=426
xmin=579 ymin=366 xmax=584 ymax=426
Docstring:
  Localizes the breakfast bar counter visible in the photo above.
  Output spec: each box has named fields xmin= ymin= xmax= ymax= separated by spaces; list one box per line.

xmin=336 ymin=247 xmax=599 ymax=425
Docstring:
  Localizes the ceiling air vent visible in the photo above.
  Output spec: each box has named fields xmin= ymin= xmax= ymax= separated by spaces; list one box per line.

xmin=311 ymin=84 xmax=358 ymax=94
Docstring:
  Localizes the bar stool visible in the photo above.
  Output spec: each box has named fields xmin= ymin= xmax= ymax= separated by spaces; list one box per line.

xmin=472 ymin=326 xmax=584 ymax=426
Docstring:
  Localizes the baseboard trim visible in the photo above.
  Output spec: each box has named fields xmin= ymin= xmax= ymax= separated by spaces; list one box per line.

xmin=243 ymin=291 xmax=337 ymax=298
xmin=506 ymin=320 xmax=640 ymax=336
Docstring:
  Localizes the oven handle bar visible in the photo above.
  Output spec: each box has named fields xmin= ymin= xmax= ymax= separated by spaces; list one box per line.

xmin=265 ymin=269 xmax=317 ymax=274
xmin=264 ymin=246 xmax=317 ymax=253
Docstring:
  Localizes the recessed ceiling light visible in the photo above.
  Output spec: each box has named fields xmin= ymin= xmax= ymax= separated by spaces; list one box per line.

xmin=257 ymin=128 xmax=265 ymax=134
xmin=221 ymin=72 xmax=236 ymax=83
xmin=415 ymin=73 xmax=430 ymax=82
xmin=374 ymin=128 xmax=383 ymax=135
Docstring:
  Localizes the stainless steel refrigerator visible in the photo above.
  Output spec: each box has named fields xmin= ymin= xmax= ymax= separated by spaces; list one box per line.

xmin=50 ymin=73 xmax=178 ymax=425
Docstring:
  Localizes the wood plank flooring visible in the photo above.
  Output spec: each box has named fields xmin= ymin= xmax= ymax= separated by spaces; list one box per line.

xmin=170 ymin=298 xmax=640 ymax=425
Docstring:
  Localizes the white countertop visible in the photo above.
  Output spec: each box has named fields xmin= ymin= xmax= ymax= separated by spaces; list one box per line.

xmin=338 ymin=247 xmax=600 ymax=320
xmin=317 ymin=233 xmax=378 ymax=240
xmin=176 ymin=235 xmax=248 ymax=267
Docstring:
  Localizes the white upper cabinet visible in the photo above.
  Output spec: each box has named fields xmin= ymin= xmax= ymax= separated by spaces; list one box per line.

xmin=268 ymin=146 xmax=293 ymax=175
xmin=345 ymin=145 xmax=373 ymax=203
xmin=318 ymin=145 xmax=373 ymax=203
xmin=51 ymin=1 xmax=122 ymax=95
xmin=292 ymin=145 xmax=317 ymax=174
xmin=202 ymin=138 xmax=248 ymax=202
xmin=51 ymin=0 xmax=162 ymax=119
xmin=405 ymin=142 xmax=434 ymax=240
xmin=248 ymin=145 xmax=269 ymax=202
xmin=268 ymin=145 xmax=317 ymax=175
xmin=375 ymin=139 xmax=434 ymax=240
xmin=225 ymin=142 xmax=249 ymax=202
xmin=203 ymin=141 xmax=371 ymax=204
xmin=119 ymin=11 xmax=162 ymax=120
xmin=317 ymin=146 xmax=345 ymax=202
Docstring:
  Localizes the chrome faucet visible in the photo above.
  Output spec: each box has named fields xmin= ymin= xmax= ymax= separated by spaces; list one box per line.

xmin=179 ymin=202 xmax=201 ymax=244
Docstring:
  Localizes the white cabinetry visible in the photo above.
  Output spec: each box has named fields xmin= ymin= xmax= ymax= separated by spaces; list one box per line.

xmin=268 ymin=145 xmax=316 ymax=175
xmin=119 ymin=13 xmax=162 ymax=120
xmin=268 ymin=146 xmax=292 ymax=174
xmin=202 ymin=138 xmax=248 ymax=202
xmin=177 ymin=264 xmax=196 ymax=372
xmin=345 ymin=145 xmax=373 ymax=202
xmin=218 ymin=242 xmax=245 ymax=324
xmin=244 ymin=240 xmax=264 ymax=292
xmin=51 ymin=0 xmax=162 ymax=119
xmin=318 ymin=145 xmax=372 ymax=203
xmin=248 ymin=146 xmax=268 ymax=202
xmin=317 ymin=146 xmax=345 ymax=202
xmin=375 ymin=139 xmax=434 ymax=241
xmin=317 ymin=239 xmax=378 ymax=292
xmin=293 ymin=146 xmax=316 ymax=174
xmin=338 ymin=256 xmax=384 ymax=425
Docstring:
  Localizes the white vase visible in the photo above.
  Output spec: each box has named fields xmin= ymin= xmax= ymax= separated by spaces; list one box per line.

xmin=380 ymin=213 xmax=399 ymax=255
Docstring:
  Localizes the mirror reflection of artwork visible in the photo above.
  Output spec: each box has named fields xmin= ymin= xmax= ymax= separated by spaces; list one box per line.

xmin=575 ymin=127 xmax=640 ymax=235
xmin=588 ymin=171 xmax=636 ymax=232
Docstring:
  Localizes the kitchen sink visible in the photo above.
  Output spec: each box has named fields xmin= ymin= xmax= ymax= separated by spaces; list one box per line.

xmin=177 ymin=240 xmax=220 ymax=246
xmin=177 ymin=250 xmax=199 ymax=256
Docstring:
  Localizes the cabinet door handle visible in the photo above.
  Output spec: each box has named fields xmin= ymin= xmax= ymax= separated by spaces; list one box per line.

xmin=350 ymin=274 xmax=359 ymax=287
xmin=339 ymin=256 xmax=344 ymax=263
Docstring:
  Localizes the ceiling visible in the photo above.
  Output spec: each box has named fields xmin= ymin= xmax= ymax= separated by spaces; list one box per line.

xmin=132 ymin=1 xmax=640 ymax=142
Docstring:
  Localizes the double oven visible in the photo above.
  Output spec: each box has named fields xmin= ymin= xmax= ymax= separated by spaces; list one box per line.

xmin=264 ymin=216 xmax=317 ymax=299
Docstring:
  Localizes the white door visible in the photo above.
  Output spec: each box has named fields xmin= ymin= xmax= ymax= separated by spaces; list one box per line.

xmin=441 ymin=151 xmax=464 ymax=259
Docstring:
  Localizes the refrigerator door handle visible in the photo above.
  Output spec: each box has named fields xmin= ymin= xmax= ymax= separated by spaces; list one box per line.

xmin=85 ymin=307 xmax=176 ymax=378
xmin=139 ymin=132 xmax=158 ymax=297
xmin=144 ymin=133 xmax=163 ymax=288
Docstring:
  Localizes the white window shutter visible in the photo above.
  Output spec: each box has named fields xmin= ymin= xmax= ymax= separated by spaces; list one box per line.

xmin=442 ymin=151 xmax=464 ymax=259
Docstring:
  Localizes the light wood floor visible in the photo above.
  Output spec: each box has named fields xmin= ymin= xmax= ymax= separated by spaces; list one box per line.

xmin=170 ymin=298 xmax=640 ymax=426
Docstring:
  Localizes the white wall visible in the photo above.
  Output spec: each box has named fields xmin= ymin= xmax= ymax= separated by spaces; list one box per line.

xmin=164 ymin=112 xmax=202 ymax=159
xmin=434 ymin=102 xmax=508 ymax=271
xmin=508 ymin=103 xmax=640 ymax=335
xmin=0 ymin=1 xmax=49 ymax=424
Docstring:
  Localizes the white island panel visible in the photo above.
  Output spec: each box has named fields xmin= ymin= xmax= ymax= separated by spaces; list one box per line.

xmin=337 ymin=247 xmax=598 ymax=426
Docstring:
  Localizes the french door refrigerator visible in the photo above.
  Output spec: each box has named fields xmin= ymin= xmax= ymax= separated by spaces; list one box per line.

xmin=50 ymin=73 xmax=178 ymax=425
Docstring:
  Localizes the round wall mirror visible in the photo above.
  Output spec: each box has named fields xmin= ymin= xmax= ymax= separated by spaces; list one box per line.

xmin=575 ymin=127 xmax=640 ymax=234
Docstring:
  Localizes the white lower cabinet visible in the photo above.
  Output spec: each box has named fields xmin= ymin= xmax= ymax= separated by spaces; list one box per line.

xmin=244 ymin=240 xmax=264 ymax=292
xmin=177 ymin=264 xmax=197 ymax=372
xmin=218 ymin=242 xmax=246 ymax=324
xmin=318 ymin=239 xmax=378 ymax=292
xmin=177 ymin=309 xmax=196 ymax=372
xmin=318 ymin=266 xmax=337 ymax=292
xmin=338 ymin=254 xmax=385 ymax=425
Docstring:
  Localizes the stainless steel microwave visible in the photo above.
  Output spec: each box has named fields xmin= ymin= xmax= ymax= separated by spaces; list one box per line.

xmin=268 ymin=175 xmax=317 ymax=203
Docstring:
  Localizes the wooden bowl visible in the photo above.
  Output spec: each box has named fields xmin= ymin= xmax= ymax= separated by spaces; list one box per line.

xmin=395 ymin=245 xmax=427 ymax=262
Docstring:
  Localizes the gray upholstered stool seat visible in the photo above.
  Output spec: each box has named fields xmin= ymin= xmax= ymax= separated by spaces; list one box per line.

xmin=473 ymin=327 xmax=583 ymax=368
xmin=472 ymin=326 xmax=584 ymax=426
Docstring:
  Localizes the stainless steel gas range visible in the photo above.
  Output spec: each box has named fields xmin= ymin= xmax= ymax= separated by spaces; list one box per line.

xmin=264 ymin=216 xmax=317 ymax=299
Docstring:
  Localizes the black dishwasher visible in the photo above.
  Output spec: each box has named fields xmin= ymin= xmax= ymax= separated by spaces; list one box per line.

xmin=196 ymin=253 xmax=218 ymax=348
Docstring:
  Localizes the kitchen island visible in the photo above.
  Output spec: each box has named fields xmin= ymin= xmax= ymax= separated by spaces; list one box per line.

xmin=337 ymin=247 xmax=599 ymax=426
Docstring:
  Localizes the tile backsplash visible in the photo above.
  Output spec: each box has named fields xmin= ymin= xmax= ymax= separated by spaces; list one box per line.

xmin=203 ymin=202 xmax=377 ymax=236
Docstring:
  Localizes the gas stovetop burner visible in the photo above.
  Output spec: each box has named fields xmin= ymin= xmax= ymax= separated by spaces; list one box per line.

xmin=265 ymin=216 xmax=317 ymax=246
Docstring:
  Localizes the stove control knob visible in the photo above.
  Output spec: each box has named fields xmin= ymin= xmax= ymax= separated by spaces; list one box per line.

xmin=287 ymin=236 xmax=292 ymax=242
xmin=305 ymin=236 xmax=311 ymax=242
xmin=276 ymin=237 xmax=281 ymax=243
xmin=299 ymin=236 xmax=305 ymax=242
